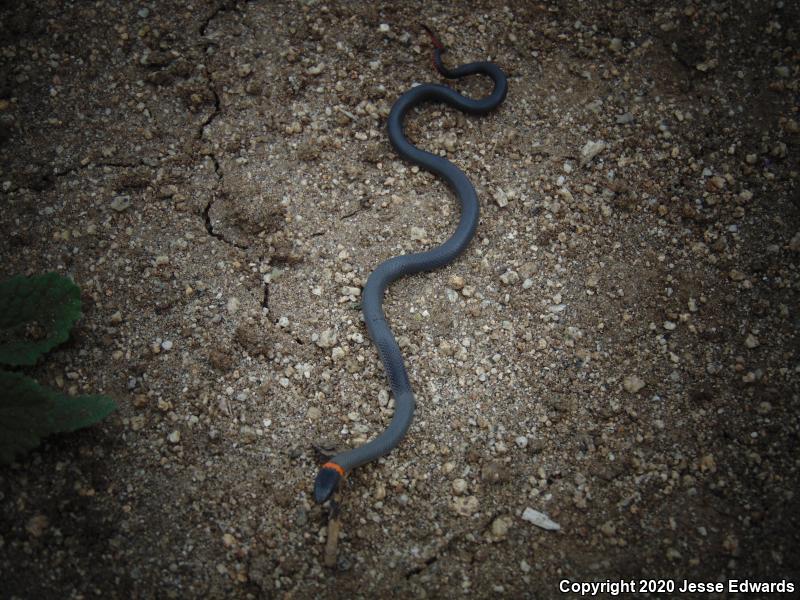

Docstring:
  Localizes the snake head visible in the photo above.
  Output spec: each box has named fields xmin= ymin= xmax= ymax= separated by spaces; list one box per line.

xmin=314 ymin=462 xmax=344 ymax=503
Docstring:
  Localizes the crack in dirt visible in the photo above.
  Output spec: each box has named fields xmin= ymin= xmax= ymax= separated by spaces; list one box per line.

xmin=403 ymin=511 xmax=502 ymax=579
xmin=202 ymin=197 xmax=248 ymax=250
xmin=340 ymin=207 xmax=364 ymax=220
xmin=404 ymin=533 xmax=461 ymax=579
xmin=199 ymin=1 xmax=234 ymax=38
xmin=198 ymin=77 xmax=222 ymax=139
xmin=197 ymin=5 xmax=251 ymax=251
xmin=404 ymin=553 xmax=441 ymax=578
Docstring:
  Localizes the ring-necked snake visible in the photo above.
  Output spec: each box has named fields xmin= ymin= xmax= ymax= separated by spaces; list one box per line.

xmin=314 ymin=26 xmax=508 ymax=503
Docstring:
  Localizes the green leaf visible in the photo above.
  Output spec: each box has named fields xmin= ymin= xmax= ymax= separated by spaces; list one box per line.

xmin=0 ymin=370 xmax=116 ymax=465
xmin=0 ymin=371 xmax=54 ymax=464
xmin=0 ymin=273 xmax=82 ymax=366
xmin=50 ymin=392 xmax=117 ymax=433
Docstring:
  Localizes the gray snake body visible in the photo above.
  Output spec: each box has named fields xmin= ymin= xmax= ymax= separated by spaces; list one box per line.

xmin=314 ymin=30 xmax=508 ymax=503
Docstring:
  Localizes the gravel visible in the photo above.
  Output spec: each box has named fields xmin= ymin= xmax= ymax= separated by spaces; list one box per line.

xmin=1 ymin=0 xmax=798 ymax=598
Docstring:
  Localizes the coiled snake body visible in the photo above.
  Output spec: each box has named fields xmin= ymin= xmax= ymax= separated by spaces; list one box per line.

xmin=314 ymin=29 xmax=508 ymax=503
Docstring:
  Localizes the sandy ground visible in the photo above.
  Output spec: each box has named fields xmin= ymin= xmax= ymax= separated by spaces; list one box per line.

xmin=1 ymin=1 xmax=799 ymax=598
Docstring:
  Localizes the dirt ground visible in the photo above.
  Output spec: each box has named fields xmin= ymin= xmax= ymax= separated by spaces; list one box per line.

xmin=1 ymin=1 xmax=799 ymax=598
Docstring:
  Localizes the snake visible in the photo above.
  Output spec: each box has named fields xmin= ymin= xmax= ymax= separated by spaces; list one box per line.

xmin=314 ymin=26 xmax=508 ymax=503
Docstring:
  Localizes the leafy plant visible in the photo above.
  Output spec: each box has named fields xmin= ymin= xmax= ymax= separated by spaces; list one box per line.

xmin=0 ymin=273 xmax=116 ymax=464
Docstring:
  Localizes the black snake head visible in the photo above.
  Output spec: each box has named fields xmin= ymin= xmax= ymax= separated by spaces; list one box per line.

xmin=314 ymin=463 xmax=343 ymax=503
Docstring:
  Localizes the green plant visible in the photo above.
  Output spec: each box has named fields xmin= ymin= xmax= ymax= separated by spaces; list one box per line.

xmin=0 ymin=273 xmax=116 ymax=464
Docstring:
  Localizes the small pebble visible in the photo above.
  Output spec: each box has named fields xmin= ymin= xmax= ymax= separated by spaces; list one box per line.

xmin=452 ymin=478 xmax=468 ymax=495
xmin=493 ymin=188 xmax=509 ymax=207
xmin=110 ymin=195 xmax=131 ymax=212
xmin=599 ymin=521 xmax=616 ymax=537
xmin=699 ymin=454 xmax=716 ymax=473
xmin=623 ymin=375 xmax=646 ymax=393
xmin=340 ymin=286 xmax=361 ymax=297
xmin=374 ymin=483 xmax=386 ymax=500
xmin=449 ymin=275 xmax=465 ymax=290
xmin=500 ymin=270 xmax=519 ymax=285
xmin=521 ymin=508 xmax=560 ymax=531
xmin=729 ymin=270 xmax=746 ymax=282
xmin=580 ymin=140 xmax=606 ymax=165
xmin=451 ymin=495 xmax=479 ymax=516
xmin=316 ymin=329 xmax=337 ymax=348
xmin=491 ymin=515 xmax=512 ymax=539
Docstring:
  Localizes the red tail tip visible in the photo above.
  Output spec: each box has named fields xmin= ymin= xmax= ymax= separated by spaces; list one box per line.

xmin=421 ymin=24 xmax=445 ymax=50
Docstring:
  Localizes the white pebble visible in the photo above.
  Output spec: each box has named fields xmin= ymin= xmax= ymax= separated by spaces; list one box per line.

xmin=316 ymin=329 xmax=337 ymax=348
xmin=340 ymin=286 xmax=361 ymax=297
xmin=521 ymin=508 xmax=560 ymax=531
xmin=306 ymin=63 xmax=325 ymax=75
xmin=410 ymin=226 xmax=426 ymax=241
xmin=500 ymin=270 xmax=519 ymax=285
xmin=491 ymin=516 xmax=511 ymax=538
xmin=623 ymin=375 xmax=646 ymax=393
xmin=493 ymin=188 xmax=509 ymax=208
xmin=580 ymin=140 xmax=606 ymax=165
xmin=452 ymin=478 xmax=468 ymax=495
xmin=448 ymin=275 xmax=465 ymax=290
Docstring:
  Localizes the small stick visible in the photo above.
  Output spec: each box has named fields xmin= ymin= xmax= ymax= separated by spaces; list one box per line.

xmin=323 ymin=490 xmax=342 ymax=568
